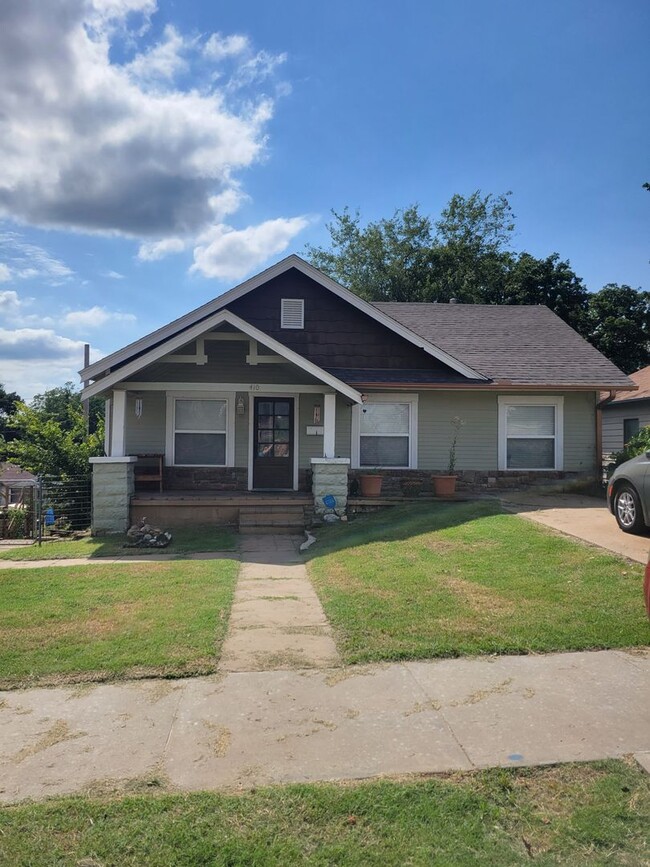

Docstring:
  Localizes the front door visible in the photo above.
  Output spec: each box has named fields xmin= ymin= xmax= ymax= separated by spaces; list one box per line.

xmin=252 ymin=397 xmax=295 ymax=489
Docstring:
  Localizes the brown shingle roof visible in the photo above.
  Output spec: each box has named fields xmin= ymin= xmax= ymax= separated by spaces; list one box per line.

xmin=373 ymin=302 xmax=634 ymax=389
xmin=609 ymin=365 xmax=650 ymax=403
xmin=0 ymin=463 xmax=37 ymax=485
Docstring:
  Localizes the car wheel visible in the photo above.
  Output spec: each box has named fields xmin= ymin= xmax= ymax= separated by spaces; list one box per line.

xmin=614 ymin=484 xmax=646 ymax=534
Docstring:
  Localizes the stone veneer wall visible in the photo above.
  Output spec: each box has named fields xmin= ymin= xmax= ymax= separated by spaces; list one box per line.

xmin=311 ymin=458 xmax=350 ymax=515
xmin=89 ymin=457 xmax=137 ymax=534
xmin=348 ymin=468 xmax=595 ymax=495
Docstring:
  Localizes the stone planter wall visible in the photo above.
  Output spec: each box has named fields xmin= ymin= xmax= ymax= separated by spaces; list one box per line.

xmin=311 ymin=458 xmax=350 ymax=515
xmin=89 ymin=457 xmax=137 ymax=534
xmin=348 ymin=468 xmax=595 ymax=495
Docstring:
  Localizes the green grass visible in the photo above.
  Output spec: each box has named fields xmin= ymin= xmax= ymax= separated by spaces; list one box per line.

xmin=308 ymin=501 xmax=648 ymax=663
xmin=0 ymin=761 xmax=647 ymax=865
xmin=0 ymin=559 xmax=239 ymax=688
xmin=0 ymin=524 xmax=237 ymax=560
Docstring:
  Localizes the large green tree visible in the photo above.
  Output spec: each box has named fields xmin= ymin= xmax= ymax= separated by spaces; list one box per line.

xmin=306 ymin=193 xmax=647 ymax=371
xmin=586 ymin=284 xmax=650 ymax=374
xmin=0 ymin=383 xmax=22 ymax=451
xmin=5 ymin=384 xmax=104 ymax=478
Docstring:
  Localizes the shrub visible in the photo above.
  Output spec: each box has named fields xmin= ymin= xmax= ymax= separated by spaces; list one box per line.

xmin=607 ymin=425 xmax=650 ymax=473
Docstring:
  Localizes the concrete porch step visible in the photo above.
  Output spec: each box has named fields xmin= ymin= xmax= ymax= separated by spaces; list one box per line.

xmin=239 ymin=525 xmax=304 ymax=535
xmin=238 ymin=504 xmax=306 ymax=534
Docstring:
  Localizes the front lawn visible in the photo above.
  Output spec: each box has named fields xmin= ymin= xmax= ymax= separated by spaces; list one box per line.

xmin=0 ymin=760 xmax=647 ymax=865
xmin=0 ymin=559 xmax=239 ymax=688
xmin=0 ymin=524 xmax=237 ymax=561
xmin=308 ymin=502 xmax=648 ymax=663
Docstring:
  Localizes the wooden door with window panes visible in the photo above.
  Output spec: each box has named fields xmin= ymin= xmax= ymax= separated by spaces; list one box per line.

xmin=253 ymin=398 xmax=294 ymax=489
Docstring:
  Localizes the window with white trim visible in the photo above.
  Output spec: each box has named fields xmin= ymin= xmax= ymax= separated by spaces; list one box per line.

xmin=353 ymin=395 xmax=418 ymax=468
xmin=498 ymin=397 xmax=563 ymax=470
xmin=173 ymin=398 xmax=227 ymax=466
xmin=281 ymin=298 xmax=304 ymax=329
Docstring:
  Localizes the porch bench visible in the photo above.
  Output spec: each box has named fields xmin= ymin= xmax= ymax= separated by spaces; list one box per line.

xmin=133 ymin=453 xmax=164 ymax=493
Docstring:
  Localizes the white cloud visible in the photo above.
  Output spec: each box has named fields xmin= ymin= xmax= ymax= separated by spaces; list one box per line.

xmin=0 ymin=327 xmax=104 ymax=401
xmin=0 ymin=233 xmax=73 ymax=283
xmin=62 ymin=306 xmax=137 ymax=329
xmin=0 ymin=263 xmax=11 ymax=282
xmin=203 ymin=32 xmax=250 ymax=61
xmin=0 ymin=1 xmax=286 ymax=240
xmin=0 ymin=290 xmax=20 ymax=313
xmin=101 ymin=270 xmax=125 ymax=279
xmin=137 ymin=236 xmax=187 ymax=261
xmin=191 ymin=216 xmax=310 ymax=280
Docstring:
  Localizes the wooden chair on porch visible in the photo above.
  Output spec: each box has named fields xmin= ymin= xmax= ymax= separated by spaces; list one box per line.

xmin=134 ymin=453 xmax=164 ymax=493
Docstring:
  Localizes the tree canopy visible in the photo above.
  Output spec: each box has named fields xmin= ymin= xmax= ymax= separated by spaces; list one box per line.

xmin=2 ymin=383 xmax=104 ymax=478
xmin=306 ymin=193 xmax=648 ymax=373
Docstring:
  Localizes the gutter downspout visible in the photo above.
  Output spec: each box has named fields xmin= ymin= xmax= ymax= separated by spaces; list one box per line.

xmin=596 ymin=390 xmax=617 ymax=480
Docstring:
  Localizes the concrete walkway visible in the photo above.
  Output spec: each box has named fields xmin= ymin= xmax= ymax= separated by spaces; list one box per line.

xmin=219 ymin=535 xmax=340 ymax=671
xmin=500 ymin=492 xmax=648 ymax=564
xmin=0 ymin=649 xmax=648 ymax=803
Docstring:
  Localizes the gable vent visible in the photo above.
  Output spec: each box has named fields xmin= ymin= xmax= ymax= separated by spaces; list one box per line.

xmin=281 ymin=298 xmax=304 ymax=329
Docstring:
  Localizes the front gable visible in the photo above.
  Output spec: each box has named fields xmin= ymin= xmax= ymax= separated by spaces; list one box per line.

xmin=226 ymin=267 xmax=459 ymax=373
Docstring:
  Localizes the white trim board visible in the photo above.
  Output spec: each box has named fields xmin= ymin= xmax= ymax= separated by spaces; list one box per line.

xmin=80 ymin=254 xmax=486 ymax=383
xmin=81 ymin=309 xmax=363 ymax=404
xmin=119 ymin=382 xmax=337 ymax=394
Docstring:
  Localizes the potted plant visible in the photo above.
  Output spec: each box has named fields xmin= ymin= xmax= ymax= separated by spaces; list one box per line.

xmin=359 ymin=473 xmax=383 ymax=497
xmin=433 ymin=416 xmax=464 ymax=497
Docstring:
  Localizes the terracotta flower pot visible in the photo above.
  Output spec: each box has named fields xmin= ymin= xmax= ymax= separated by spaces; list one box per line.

xmin=359 ymin=474 xmax=383 ymax=497
xmin=432 ymin=475 xmax=457 ymax=497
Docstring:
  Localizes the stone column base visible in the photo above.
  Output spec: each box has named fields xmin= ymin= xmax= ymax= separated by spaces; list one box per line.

xmin=89 ymin=456 xmax=137 ymax=534
xmin=311 ymin=458 xmax=350 ymax=515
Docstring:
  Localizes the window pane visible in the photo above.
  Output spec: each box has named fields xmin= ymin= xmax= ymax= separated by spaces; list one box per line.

xmin=176 ymin=399 xmax=226 ymax=431
xmin=175 ymin=433 xmax=225 ymax=465
xmin=258 ymin=402 xmax=273 ymax=415
xmin=361 ymin=403 xmax=409 ymax=435
xmin=275 ymin=430 xmax=290 ymax=443
xmin=274 ymin=401 xmax=290 ymax=415
xmin=258 ymin=444 xmax=273 ymax=457
xmin=275 ymin=415 xmax=290 ymax=430
xmin=360 ymin=436 xmax=409 ymax=467
xmin=507 ymin=438 xmax=554 ymax=469
xmin=506 ymin=405 xmax=555 ymax=437
xmin=258 ymin=430 xmax=273 ymax=443
xmin=274 ymin=444 xmax=290 ymax=457
xmin=258 ymin=415 xmax=274 ymax=429
xmin=623 ymin=418 xmax=640 ymax=444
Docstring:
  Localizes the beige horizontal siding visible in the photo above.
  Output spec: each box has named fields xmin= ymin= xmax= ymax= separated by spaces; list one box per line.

xmin=602 ymin=401 xmax=650 ymax=454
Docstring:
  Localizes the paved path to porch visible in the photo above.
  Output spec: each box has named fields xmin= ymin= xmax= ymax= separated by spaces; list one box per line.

xmin=218 ymin=534 xmax=341 ymax=672
xmin=1 ymin=649 xmax=648 ymax=804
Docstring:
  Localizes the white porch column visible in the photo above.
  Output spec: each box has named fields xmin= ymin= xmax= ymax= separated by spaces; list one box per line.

xmin=110 ymin=389 xmax=127 ymax=457
xmin=323 ymin=393 xmax=336 ymax=458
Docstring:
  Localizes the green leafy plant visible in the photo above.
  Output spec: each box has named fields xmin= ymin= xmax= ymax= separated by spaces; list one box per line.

xmin=447 ymin=416 xmax=465 ymax=474
xmin=607 ymin=425 xmax=650 ymax=474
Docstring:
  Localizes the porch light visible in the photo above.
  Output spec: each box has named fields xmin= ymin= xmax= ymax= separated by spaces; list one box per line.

xmin=236 ymin=395 xmax=246 ymax=415
xmin=134 ymin=397 xmax=143 ymax=419
xmin=313 ymin=404 xmax=321 ymax=424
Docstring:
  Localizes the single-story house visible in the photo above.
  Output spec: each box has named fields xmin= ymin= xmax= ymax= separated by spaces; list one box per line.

xmin=80 ymin=254 xmax=635 ymax=532
xmin=602 ymin=365 xmax=650 ymax=457
xmin=0 ymin=462 xmax=37 ymax=508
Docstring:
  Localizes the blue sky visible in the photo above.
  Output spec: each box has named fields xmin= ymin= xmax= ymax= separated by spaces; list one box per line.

xmin=0 ymin=0 xmax=648 ymax=399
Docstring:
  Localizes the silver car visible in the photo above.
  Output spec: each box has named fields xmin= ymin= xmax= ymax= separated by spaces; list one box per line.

xmin=607 ymin=451 xmax=650 ymax=534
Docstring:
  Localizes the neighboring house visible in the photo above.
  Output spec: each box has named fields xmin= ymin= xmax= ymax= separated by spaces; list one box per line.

xmin=0 ymin=462 xmax=37 ymax=507
xmin=602 ymin=365 xmax=650 ymax=457
xmin=80 ymin=255 xmax=634 ymax=532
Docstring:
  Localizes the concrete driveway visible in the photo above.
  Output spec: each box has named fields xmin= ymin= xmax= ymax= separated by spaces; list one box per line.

xmin=500 ymin=492 xmax=648 ymax=564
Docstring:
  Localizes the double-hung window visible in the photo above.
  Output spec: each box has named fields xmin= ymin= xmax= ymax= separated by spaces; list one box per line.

xmin=498 ymin=396 xmax=563 ymax=470
xmin=623 ymin=418 xmax=640 ymax=445
xmin=173 ymin=398 xmax=227 ymax=466
xmin=353 ymin=395 xmax=418 ymax=468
